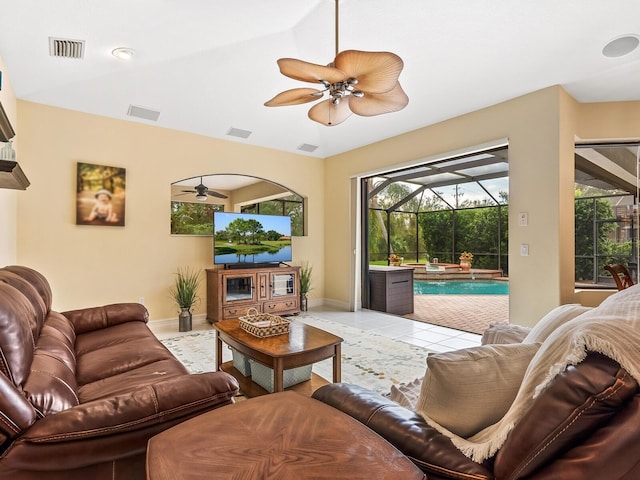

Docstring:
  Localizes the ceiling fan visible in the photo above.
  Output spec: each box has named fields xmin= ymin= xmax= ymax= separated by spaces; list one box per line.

xmin=264 ymin=0 xmax=408 ymax=126
xmin=176 ymin=177 xmax=228 ymax=201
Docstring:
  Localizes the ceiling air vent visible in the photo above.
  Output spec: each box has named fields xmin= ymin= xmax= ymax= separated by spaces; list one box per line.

xmin=297 ymin=143 xmax=318 ymax=153
xmin=127 ymin=105 xmax=160 ymax=122
xmin=226 ymin=128 xmax=252 ymax=139
xmin=49 ymin=37 xmax=85 ymax=59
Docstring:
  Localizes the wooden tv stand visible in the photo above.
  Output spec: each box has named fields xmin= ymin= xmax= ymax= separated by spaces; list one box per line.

xmin=206 ymin=266 xmax=300 ymax=323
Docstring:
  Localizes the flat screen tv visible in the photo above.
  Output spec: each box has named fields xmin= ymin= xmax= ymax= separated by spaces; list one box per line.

xmin=213 ymin=212 xmax=292 ymax=266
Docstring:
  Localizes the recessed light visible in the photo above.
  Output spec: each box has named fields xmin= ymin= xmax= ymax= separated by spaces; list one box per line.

xmin=602 ymin=35 xmax=640 ymax=58
xmin=112 ymin=47 xmax=135 ymax=60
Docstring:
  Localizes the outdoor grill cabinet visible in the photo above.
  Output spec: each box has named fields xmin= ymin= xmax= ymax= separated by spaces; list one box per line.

xmin=206 ymin=266 xmax=300 ymax=322
xmin=369 ymin=265 xmax=415 ymax=315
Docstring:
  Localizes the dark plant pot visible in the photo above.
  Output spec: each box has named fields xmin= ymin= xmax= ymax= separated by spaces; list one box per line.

xmin=300 ymin=294 xmax=308 ymax=312
xmin=179 ymin=307 xmax=192 ymax=332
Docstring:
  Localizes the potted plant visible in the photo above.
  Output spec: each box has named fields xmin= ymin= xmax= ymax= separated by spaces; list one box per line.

xmin=459 ymin=251 xmax=473 ymax=271
xmin=299 ymin=262 xmax=313 ymax=312
xmin=389 ymin=253 xmax=403 ymax=267
xmin=170 ymin=267 xmax=202 ymax=332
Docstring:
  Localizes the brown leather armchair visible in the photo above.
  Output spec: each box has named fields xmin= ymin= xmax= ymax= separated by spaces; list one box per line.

xmin=0 ymin=266 xmax=239 ymax=479
xmin=314 ymin=282 xmax=640 ymax=479
xmin=314 ymin=352 xmax=640 ymax=479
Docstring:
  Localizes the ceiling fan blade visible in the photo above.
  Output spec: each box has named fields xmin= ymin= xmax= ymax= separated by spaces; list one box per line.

xmin=308 ymin=98 xmax=353 ymax=126
xmin=207 ymin=191 xmax=228 ymax=199
xmin=277 ymin=58 xmax=346 ymax=84
xmin=334 ymin=50 xmax=404 ymax=94
xmin=265 ymin=88 xmax=325 ymax=107
xmin=180 ymin=189 xmax=194 ymax=193
xmin=349 ymin=82 xmax=409 ymax=117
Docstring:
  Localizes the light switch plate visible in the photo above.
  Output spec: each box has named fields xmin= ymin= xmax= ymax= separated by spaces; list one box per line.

xmin=519 ymin=212 xmax=528 ymax=226
xmin=520 ymin=244 xmax=529 ymax=256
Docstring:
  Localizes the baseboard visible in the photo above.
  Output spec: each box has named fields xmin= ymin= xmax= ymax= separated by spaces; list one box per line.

xmin=149 ymin=313 xmax=209 ymax=331
xmin=322 ymin=298 xmax=350 ymax=310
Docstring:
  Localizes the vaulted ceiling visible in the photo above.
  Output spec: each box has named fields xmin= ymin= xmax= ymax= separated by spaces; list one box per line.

xmin=1 ymin=0 xmax=639 ymax=158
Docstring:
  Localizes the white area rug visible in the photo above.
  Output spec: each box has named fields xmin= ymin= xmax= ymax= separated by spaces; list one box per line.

xmin=160 ymin=314 xmax=430 ymax=395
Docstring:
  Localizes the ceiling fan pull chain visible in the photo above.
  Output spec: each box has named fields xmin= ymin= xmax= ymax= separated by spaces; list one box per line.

xmin=335 ymin=0 xmax=339 ymax=57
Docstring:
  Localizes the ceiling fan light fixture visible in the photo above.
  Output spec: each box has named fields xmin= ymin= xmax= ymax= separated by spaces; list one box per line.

xmin=264 ymin=0 xmax=408 ymax=126
xmin=196 ymin=194 xmax=208 ymax=202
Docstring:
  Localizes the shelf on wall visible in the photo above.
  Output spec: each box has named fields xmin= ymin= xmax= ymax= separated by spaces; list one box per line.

xmin=0 ymin=101 xmax=15 ymax=142
xmin=0 ymin=100 xmax=29 ymax=190
xmin=0 ymin=160 xmax=29 ymax=190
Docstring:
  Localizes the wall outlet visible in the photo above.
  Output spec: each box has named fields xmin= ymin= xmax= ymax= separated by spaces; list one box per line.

xmin=138 ymin=297 xmax=145 ymax=305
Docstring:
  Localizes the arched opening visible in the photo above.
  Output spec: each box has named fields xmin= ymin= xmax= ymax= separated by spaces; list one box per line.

xmin=170 ymin=174 xmax=306 ymax=236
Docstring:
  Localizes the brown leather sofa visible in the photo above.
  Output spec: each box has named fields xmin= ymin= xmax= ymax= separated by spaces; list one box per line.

xmin=314 ymin=353 xmax=640 ymax=479
xmin=0 ymin=265 xmax=239 ymax=479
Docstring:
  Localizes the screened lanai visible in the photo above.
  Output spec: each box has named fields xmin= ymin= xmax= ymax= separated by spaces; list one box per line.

xmin=574 ymin=142 xmax=640 ymax=287
xmin=361 ymin=141 xmax=640 ymax=332
xmin=364 ymin=146 xmax=510 ymax=273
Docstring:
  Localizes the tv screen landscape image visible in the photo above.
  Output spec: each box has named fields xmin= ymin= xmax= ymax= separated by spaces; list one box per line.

xmin=213 ymin=212 xmax=292 ymax=265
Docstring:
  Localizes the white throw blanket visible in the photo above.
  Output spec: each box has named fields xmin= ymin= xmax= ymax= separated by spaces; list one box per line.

xmin=431 ymin=285 xmax=640 ymax=462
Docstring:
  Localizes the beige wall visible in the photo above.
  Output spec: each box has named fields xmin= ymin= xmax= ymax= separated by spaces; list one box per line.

xmin=9 ymin=84 xmax=640 ymax=328
xmin=325 ymin=87 xmax=640 ymax=327
xmin=0 ymin=56 xmax=18 ymax=266
xmin=16 ymin=101 xmax=325 ymax=320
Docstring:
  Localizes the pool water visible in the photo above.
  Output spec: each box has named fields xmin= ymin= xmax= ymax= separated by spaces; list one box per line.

xmin=414 ymin=280 xmax=509 ymax=295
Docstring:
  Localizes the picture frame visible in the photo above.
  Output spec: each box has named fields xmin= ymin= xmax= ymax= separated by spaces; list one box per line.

xmin=76 ymin=162 xmax=126 ymax=226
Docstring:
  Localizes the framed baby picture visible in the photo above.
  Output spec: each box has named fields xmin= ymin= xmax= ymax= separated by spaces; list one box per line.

xmin=76 ymin=162 xmax=126 ymax=227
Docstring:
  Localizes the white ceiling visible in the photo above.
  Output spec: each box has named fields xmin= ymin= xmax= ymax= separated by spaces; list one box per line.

xmin=1 ymin=0 xmax=639 ymax=159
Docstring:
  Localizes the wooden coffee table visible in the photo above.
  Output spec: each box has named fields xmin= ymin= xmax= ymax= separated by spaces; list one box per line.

xmin=214 ymin=318 xmax=343 ymax=397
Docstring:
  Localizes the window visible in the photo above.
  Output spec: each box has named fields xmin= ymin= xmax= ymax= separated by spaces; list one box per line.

xmin=241 ymin=195 xmax=304 ymax=236
xmin=170 ymin=202 xmax=223 ymax=235
xmin=575 ymin=142 xmax=640 ymax=287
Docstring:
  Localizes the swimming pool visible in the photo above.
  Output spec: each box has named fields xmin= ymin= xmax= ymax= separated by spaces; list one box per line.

xmin=414 ymin=280 xmax=509 ymax=295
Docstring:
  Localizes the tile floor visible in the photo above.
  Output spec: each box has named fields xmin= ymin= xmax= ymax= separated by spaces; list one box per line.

xmin=308 ymin=305 xmax=482 ymax=353
xmin=151 ymin=305 xmax=482 ymax=357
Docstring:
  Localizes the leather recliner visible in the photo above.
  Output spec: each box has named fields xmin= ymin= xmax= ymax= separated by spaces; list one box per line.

xmin=313 ymin=283 xmax=640 ymax=479
xmin=0 ymin=265 xmax=239 ymax=479
xmin=313 ymin=353 xmax=640 ymax=479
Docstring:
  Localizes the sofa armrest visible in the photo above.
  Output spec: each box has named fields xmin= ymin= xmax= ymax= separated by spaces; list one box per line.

xmin=4 ymin=372 xmax=239 ymax=472
xmin=312 ymin=383 xmax=493 ymax=480
xmin=62 ymin=302 xmax=149 ymax=334
xmin=494 ymin=352 xmax=639 ymax=479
